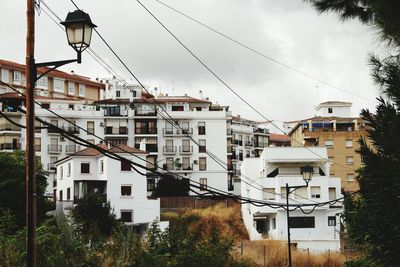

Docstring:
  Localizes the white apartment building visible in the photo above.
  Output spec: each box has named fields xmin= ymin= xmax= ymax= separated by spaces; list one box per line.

xmin=55 ymin=144 xmax=162 ymax=230
xmin=241 ymin=147 xmax=343 ymax=252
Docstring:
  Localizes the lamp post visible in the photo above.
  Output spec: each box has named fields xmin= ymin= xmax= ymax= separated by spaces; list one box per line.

xmin=286 ymin=165 xmax=314 ymax=267
xmin=25 ymin=2 xmax=96 ymax=266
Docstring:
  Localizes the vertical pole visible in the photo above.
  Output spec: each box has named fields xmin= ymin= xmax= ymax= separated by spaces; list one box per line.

xmin=286 ymin=183 xmax=292 ymax=267
xmin=26 ymin=0 xmax=36 ymax=266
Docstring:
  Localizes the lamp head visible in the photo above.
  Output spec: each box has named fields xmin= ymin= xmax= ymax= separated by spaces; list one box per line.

xmin=301 ymin=165 xmax=314 ymax=185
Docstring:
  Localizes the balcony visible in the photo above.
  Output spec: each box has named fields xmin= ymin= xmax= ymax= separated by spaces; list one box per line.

xmin=244 ymin=141 xmax=253 ymax=147
xmin=134 ymin=144 xmax=158 ymax=153
xmin=135 ymin=128 xmax=157 ymax=135
xmin=254 ymin=128 xmax=269 ymax=135
xmin=226 ymin=128 xmax=232 ymax=136
xmin=134 ymin=110 xmax=157 ymax=117
xmin=0 ymin=142 xmax=21 ymax=151
xmin=48 ymin=125 xmax=79 ymax=134
xmin=233 ymin=139 xmax=243 ymax=146
xmin=162 ymin=163 xmax=193 ymax=172
xmin=0 ymin=124 xmax=21 ymax=132
xmin=66 ymin=145 xmax=80 ymax=154
xmin=48 ymin=144 xmax=62 ymax=153
xmin=162 ymin=128 xmax=193 ymax=136
xmin=105 ymin=127 xmax=128 ymax=135
xmin=179 ymin=146 xmax=193 ymax=154
xmin=232 ymin=154 xmax=238 ymax=160
xmin=163 ymin=145 xmax=177 ymax=155
xmin=104 ymin=108 xmax=128 ymax=117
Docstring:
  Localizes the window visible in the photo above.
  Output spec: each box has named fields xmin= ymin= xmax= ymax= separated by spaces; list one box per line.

xmin=199 ymin=178 xmax=207 ymax=191
xmin=310 ymin=186 xmax=321 ymax=198
xmin=182 ymin=139 xmax=191 ymax=153
xmin=329 ymin=187 xmax=336 ymax=200
xmin=60 ymin=166 xmax=64 ymax=179
xmin=67 ymin=163 xmax=71 ymax=177
xmin=263 ymin=188 xmax=275 ymax=200
xmin=328 ymin=156 xmax=334 ymax=166
xmin=289 ymin=217 xmax=315 ymax=228
xmin=324 ymin=140 xmax=334 ymax=148
xmin=132 ymin=90 xmax=137 ymax=98
xmin=34 ymin=137 xmax=41 ymax=151
xmin=78 ymin=84 xmax=85 ymax=96
xmin=198 ymin=121 xmax=206 ymax=135
xmin=294 ymin=187 xmax=307 ymax=199
xmin=120 ymin=210 xmax=133 ymax=222
xmin=37 ymin=76 xmax=47 ymax=88
xmin=67 ymin=188 xmax=71 ymax=200
xmin=166 ymin=157 xmax=174 ymax=170
xmin=271 ymin=218 xmax=276 ymax=230
xmin=199 ymin=139 xmax=206 ymax=153
xmin=121 ymin=185 xmax=132 ymax=196
xmin=59 ymin=190 xmax=63 ymax=201
xmin=345 ymin=139 xmax=353 ymax=148
xmin=69 ymin=104 xmax=74 ymax=110
xmin=68 ymin=82 xmax=75 ymax=95
xmin=100 ymin=160 xmax=104 ymax=173
xmin=121 ymin=160 xmax=131 ymax=171
xmin=172 ymin=105 xmax=184 ymax=111
xmin=81 ymin=163 xmax=90 ymax=174
xmin=280 ymin=187 xmax=287 ymax=199
xmin=13 ymin=71 xmax=21 ymax=84
xmin=347 ymin=173 xmax=355 ymax=182
xmin=147 ymin=178 xmax=156 ymax=192
xmin=54 ymin=78 xmax=64 ymax=92
xmin=199 ymin=157 xmax=207 ymax=171
xmin=87 ymin=121 xmax=95 ymax=135
xmin=182 ymin=157 xmax=191 ymax=170
xmin=165 ymin=139 xmax=174 ymax=153
xmin=328 ymin=107 xmax=333 ymax=114
xmin=1 ymin=68 xmax=9 ymax=82
xmin=328 ymin=216 xmax=336 ymax=226
xmin=346 ymin=156 xmax=354 ymax=165
xmin=116 ymin=90 xmax=121 ymax=98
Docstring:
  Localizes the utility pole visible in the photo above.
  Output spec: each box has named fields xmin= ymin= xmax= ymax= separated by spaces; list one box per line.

xmin=26 ymin=0 xmax=36 ymax=266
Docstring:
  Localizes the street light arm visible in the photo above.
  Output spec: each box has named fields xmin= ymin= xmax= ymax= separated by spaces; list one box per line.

xmin=34 ymin=57 xmax=80 ymax=81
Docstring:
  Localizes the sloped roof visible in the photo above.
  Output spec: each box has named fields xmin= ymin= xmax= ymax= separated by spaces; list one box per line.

xmin=72 ymin=144 xmax=147 ymax=157
xmin=269 ymin=133 xmax=291 ymax=143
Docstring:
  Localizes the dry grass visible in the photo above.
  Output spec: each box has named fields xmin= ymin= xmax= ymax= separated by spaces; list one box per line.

xmin=240 ymin=239 xmax=345 ymax=267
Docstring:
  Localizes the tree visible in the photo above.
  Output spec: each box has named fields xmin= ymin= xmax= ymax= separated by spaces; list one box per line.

xmin=0 ymin=151 xmax=50 ymax=231
xmin=153 ymin=174 xmax=190 ymax=197
xmin=306 ymin=0 xmax=400 ymax=265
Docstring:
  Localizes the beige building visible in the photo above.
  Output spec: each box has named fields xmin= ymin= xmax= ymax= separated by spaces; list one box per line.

xmin=288 ymin=101 xmax=368 ymax=192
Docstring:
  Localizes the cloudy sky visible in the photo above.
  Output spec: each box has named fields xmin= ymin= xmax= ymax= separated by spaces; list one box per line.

xmin=1 ymin=0 xmax=384 ymax=122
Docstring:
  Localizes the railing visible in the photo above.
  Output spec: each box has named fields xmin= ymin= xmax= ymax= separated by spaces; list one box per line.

xmin=0 ymin=124 xmax=21 ymax=131
xmin=0 ymin=143 xmax=21 ymax=150
xmin=104 ymin=109 xmax=128 ymax=117
xmin=245 ymin=141 xmax=253 ymax=147
xmin=162 ymin=163 xmax=193 ymax=171
xmin=233 ymin=139 xmax=243 ymax=146
xmin=105 ymin=127 xmax=128 ymax=135
xmin=134 ymin=144 xmax=158 ymax=152
xmin=179 ymin=146 xmax=193 ymax=154
xmin=162 ymin=128 xmax=193 ymax=136
xmin=163 ymin=145 xmax=177 ymax=154
xmin=134 ymin=110 xmax=157 ymax=116
xmin=48 ymin=144 xmax=62 ymax=153
xmin=66 ymin=145 xmax=80 ymax=154
xmin=48 ymin=125 xmax=79 ymax=134
xmin=254 ymin=128 xmax=270 ymax=134
xmin=135 ymin=128 xmax=157 ymax=134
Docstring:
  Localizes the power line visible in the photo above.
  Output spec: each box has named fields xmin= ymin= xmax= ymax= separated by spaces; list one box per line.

xmin=135 ymin=0 xmax=358 ymax=172
xmin=152 ymin=0 xmax=376 ymax=104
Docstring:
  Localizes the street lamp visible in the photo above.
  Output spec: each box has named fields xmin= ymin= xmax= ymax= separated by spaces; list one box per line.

xmin=285 ymin=165 xmax=314 ymax=267
xmin=25 ymin=3 xmax=96 ymax=266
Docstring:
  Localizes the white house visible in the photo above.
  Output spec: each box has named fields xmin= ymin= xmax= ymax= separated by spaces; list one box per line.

xmin=241 ymin=147 xmax=343 ymax=252
xmin=55 ymin=144 xmax=162 ymax=231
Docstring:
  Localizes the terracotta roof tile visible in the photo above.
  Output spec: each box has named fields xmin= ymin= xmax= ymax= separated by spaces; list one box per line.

xmin=269 ymin=133 xmax=291 ymax=143
xmin=72 ymin=144 xmax=147 ymax=157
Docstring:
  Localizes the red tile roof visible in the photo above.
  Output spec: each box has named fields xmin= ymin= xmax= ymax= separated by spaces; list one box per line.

xmin=73 ymin=144 xmax=147 ymax=157
xmin=269 ymin=133 xmax=291 ymax=143
xmin=94 ymin=95 xmax=211 ymax=105
xmin=0 ymin=92 xmax=83 ymax=102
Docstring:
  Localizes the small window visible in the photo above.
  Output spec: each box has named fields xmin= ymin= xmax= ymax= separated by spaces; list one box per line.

xmin=54 ymin=78 xmax=64 ymax=92
xmin=68 ymin=82 xmax=75 ymax=95
xmin=67 ymin=163 xmax=71 ymax=177
xmin=289 ymin=217 xmax=315 ymax=228
xmin=132 ymin=90 xmax=137 ymax=97
xmin=271 ymin=218 xmax=276 ymax=229
xmin=328 ymin=107 xmax=333 ymax=114
xmin=280 ymin=187 xmax=287 ymax=199
xmin=199 ymin=139 xmax=206 ymax=153
xmin=81 ymin=163 xmax=90 ymax=174
xmin=199 ymin=178 xmax=207 ymax=191
xmin=346 ymin=156 xmax=354 ymax=165
xmin=121 ymin=210 xmax=133 ymax=222
xmin=199 ymin=157 xmax=207 ymax=171
xmin=13 ymin=71 xmax=21 ymax=84
xmin=324 ymin=140 xmax=334 ymax=148
xmin=172 ymin=105 xmax=184 ymax=111
xmin=100 ymin=160 xmax=104 ymax=173
xmin=116 ymin=91 xmax=121 ymax=98
xmin=198 ymin=121 xmax=206 ymax=135
xmin=60 ymin=166 xmax=64 ymax=179
xmin=345 ymin=139 xmax=353 ymax=148
xmin=311 ymin=186 xmax=321 ymax=199
xmin=263 ymin=188 xmax=275 ymax=200
xmin=121 ymin=160 xmax=131 ymax=171
xmin=59 ymin=190 xmax=63 ymax=201
xmin=121 ymin=185 xmax=132 ymax=196
xmin=87 ymin=121 xmax=95 ymax=135
xmin=329 ymin=187 xmax=336 ymax=200
xmin=68 ymin=104 xmax=74 ymax=110
xmin=328 ymin=216 xmax=336 ymax=226
xmin=78 ymin=84 xmax=85 ymax=96
xmin=67 ymin=188 xmax=71 ymax=200
xmin=347 ymin=173 xmax=355 ymax=182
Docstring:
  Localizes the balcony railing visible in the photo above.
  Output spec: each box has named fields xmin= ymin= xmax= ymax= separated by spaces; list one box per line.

xmin=104 ymin=109 xmax=128 ymax=117
xmin=162 ymin=128 xmax=193 ymax=136
xmin=245 ymin=141 xmax=253 ymax=147
xmin=48 ymin=125 xmax=79 ymax=134
xmin=134 ymin=110 xmax=157 ymax=116
xmin=179 ymin=146 xmax=193 ymax=154
xmin=48 ymin=144 xmax=62 ymax=153
xmin=162 ymin=163 xmax=193 ymax=171
xmin=0 ymin=143 xmax=21 ymax=150
xmin=0 ymin=124 xmax=21 ymax=132
xmin=134 ymin=144 xmax=158 ymax=153
xmin=233 ymin=139 xmax=243 ymax=146
xmin=163 ymin=145 xmax=177 ymax=154
xmin=105 ymin=127 xmax=128 ymax=135
xmin=135 ymin=128 xmax=157 ymax=134
xmin=254 ymin=128 xmax=270 ymax=134
xmin=66 ymin=145 xmax=80 ymax=154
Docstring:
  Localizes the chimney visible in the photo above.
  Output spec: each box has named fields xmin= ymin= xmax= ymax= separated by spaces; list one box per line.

xmin=199 ymin=90 xmax=203 ymax=99
xmin=184 ymin=93 xmax=188 ymax=97
xmin=70 ymin=70 xmax=74 ymax=74
xmin=95 ymin=78 xmax=99 ymax=81
xmin=205 ymin=97 xmax=209 ymax=100
xmin=154 ymin=87 xmax=158 ymax=96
